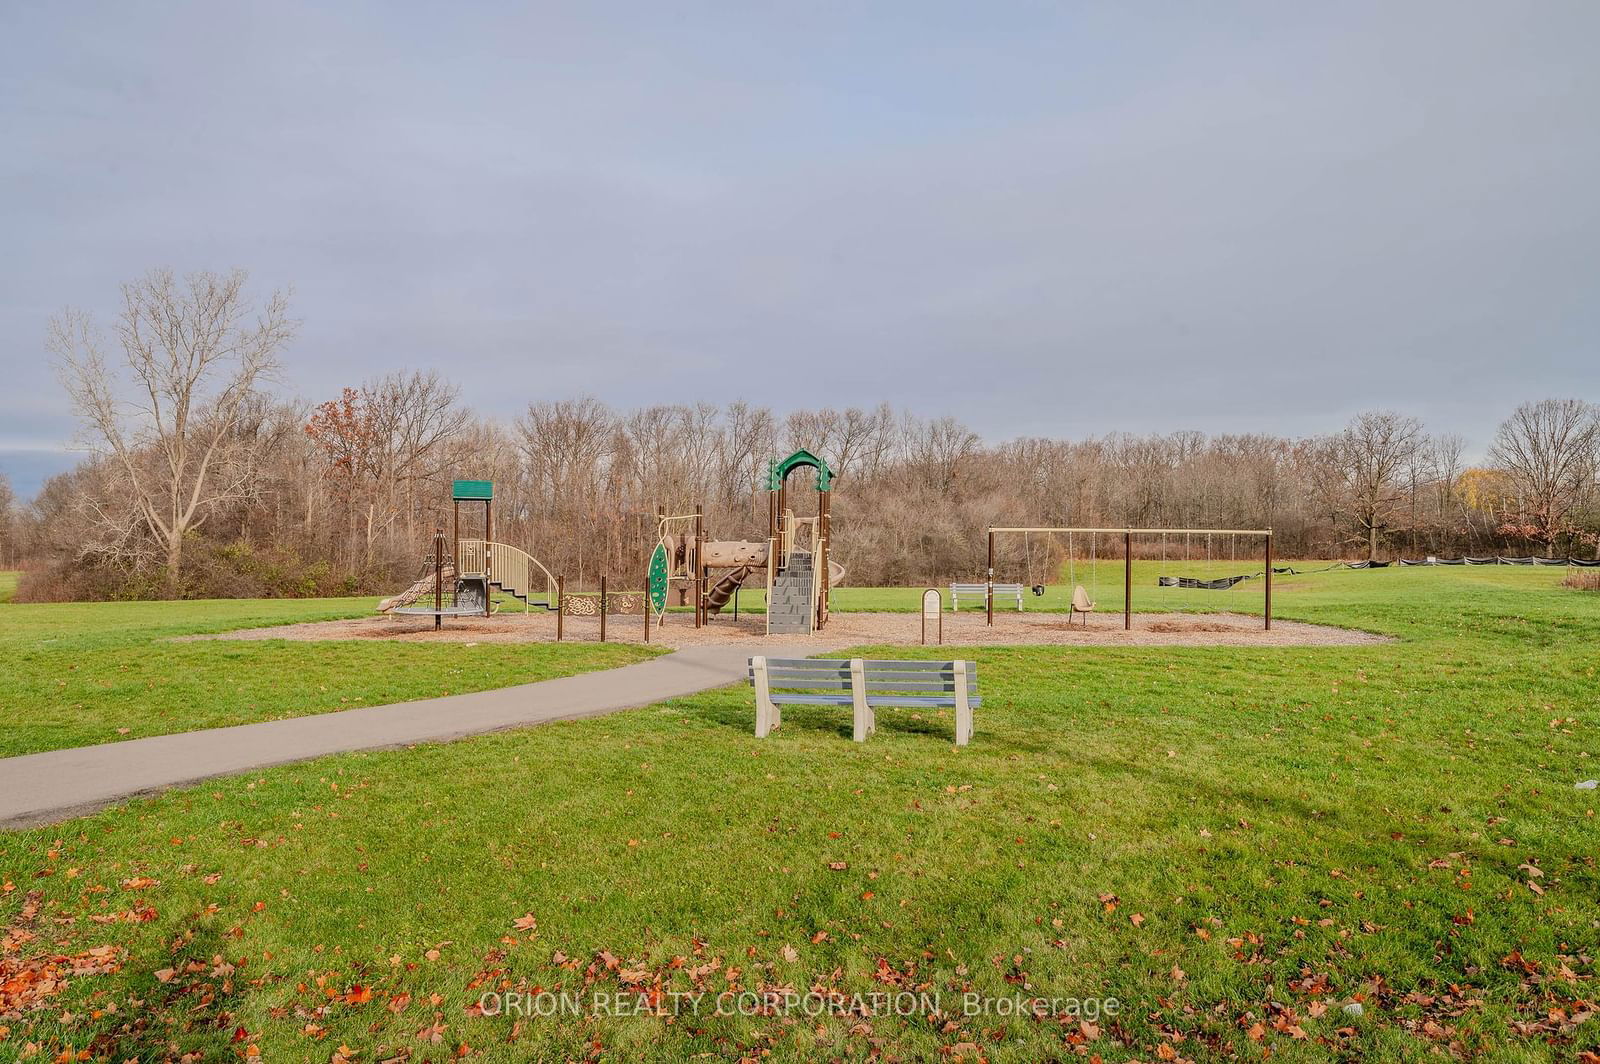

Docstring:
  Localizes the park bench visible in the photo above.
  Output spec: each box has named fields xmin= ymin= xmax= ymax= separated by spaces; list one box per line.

xmin=748 ymin=657 xmax=979 ymax=745
xmin=949 ymin=582 xmax=1024 ymax=611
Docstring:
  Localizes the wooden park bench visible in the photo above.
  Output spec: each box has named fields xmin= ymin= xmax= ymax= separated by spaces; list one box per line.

xmin=748 ymin=657 xmax=979 ymax=746
xmin=949 ymin=583 xmax=1024 ymax=612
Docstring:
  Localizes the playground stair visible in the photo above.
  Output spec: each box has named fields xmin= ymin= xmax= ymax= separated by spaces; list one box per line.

xmin=484 ymin=541 xmax=557 ymax=610
xmin=768 ymin=550 xmax=815 ymax=634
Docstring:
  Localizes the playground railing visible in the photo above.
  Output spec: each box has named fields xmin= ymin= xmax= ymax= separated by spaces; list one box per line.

xmin=459 ymin=538 xmax=487 ymax=578
xmin=485 ymin=540 xmax=557 ymax=606
xmin=808 ymin=540 xmax=822 ymax=634
xmin=765 ymin=536 xmax=776 ymax=636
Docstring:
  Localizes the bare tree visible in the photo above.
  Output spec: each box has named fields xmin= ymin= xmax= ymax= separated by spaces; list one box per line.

xmin=306 ymin=372 xmax=468 ymax=561
xmin=1489 ymin=398 xmax=1599 ymax=553
xmin=1425 ymin=433 xmax=1466 ymax=546
xmin=0 ymin=473 xmax=15 ymax=568
xmin=49 ymin=269 xmax=295 ymax=583
xmin=1322 ymin=411 xmax=1423 ymax=560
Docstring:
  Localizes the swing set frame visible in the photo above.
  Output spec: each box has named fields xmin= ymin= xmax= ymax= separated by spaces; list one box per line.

xmin=985 ymin=526 xmax=1275 ymax=631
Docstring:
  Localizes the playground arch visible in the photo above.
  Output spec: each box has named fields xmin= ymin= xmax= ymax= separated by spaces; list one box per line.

xmin=768 ymin=448 xmax=833 ymax=492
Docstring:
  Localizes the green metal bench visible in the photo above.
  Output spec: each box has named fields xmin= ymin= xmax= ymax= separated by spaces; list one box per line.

xmin=748 ymin=657 xmax=979 ymax=745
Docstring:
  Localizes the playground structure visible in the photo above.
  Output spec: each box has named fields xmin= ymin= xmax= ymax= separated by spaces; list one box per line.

xmin=378 ymin=453 xmax=846 ymax=638
xmin=378 ymin=480 xmax=558 ymax=628
xmin=985 ymin=526 xmax=1276 ymax=630
xmin=650 ymin=449 xmax=846 ymax=636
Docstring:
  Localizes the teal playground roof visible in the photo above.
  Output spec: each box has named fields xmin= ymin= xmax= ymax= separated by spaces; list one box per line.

xmin=452 ymin=479 xmax=493 ymax=500
xmin=768 ymin=449 xmax=832 ymax=491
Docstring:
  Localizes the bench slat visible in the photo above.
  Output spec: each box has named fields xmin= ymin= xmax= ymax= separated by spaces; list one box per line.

xmin=857 ymin=659 xmax=976 ymax=671
xmin=755 ymin=677 xmax=977 ymax=690
xmin=756 ymin=658 xmax=848 ymax=665
xmin=863 ymin=681 xmax=977 ymax=693
xmin=754 ymin=677 xmax=976 ymax=691
xmin=769 ymin=693 xmax=856 ymax=706
xmin=866 ymin=695 xmax=984 ymax=708
xmin=758 ymin=659 xmax=976 ymax=674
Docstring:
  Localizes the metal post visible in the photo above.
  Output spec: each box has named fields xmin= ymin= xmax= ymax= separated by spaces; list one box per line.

xmin=986 ymin=529 xmax=995 ymax=627
xmin=1124 ymin=530 xmax=1132 ymax=631
xmin=643 ymin=561 xmax=650 ymax=644
xmin=1264 ymin=531 xmax=1273 ymax=631
xmin=556 ymin=576 xmax=564 ymax=641
xmin=600 ymin=574 xmax=608 ymax=643
xmin=433 ymin=527 xmax=443 ymax=631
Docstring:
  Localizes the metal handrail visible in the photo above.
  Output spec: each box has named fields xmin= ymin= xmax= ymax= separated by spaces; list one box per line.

xmin=765 ymin=537 xmax=776 ymax=636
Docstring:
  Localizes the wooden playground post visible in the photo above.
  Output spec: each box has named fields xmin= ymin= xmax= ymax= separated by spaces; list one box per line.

xmin=483 ymin=495 xmax=493 ymax=617
xmin=600 ymin=574 xmax=608 ymax=643
xmin=556 ymin=576 xmax=564 ymax=641
xmin=1124 ymin=530 xmax=1132 ymax=631
xmin=433 ymin=527 xmax=443 ymax=632
xmin=986 ymin=529 xmax=995 ymax=627
xmin=817 ymin=488 xmax=831 ymax=630
xmin=1264 ymin=531 xmax=1273 ymax=631
xmin=693 ymin=505 xmax=704 ymax=629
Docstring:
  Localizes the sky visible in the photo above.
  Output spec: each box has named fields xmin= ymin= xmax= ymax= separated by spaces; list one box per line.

xmin=2 ymin=1 xmax=1598 ymax=499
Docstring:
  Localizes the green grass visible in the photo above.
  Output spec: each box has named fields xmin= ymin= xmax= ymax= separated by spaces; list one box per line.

xmin=0 ymin=597 xmax=658 ymax=757
xmin=2 ymin=568 xmax=1598 ymax=1061
xmin=0 ymin=570 xmax=18 ymax=603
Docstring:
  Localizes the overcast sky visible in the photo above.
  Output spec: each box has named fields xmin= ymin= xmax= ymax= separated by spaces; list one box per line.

xmin=3 ymin=1 xmax=1597 ymax=497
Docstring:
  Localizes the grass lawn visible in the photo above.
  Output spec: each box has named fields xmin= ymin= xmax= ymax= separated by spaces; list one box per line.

xmin=0 ymin=597 xmax=658 ymax=757
xmin=0 ymin=570 xmax=18 ymax=604
xmin=2 ymin=567 xmax=1598 ymax=1061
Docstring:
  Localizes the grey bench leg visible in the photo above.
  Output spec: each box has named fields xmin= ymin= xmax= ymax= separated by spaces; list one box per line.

xmin=953 ymin=661 xmax=972 ymax=746
xmin=752 ymin=656 xmax=777 ymax=737
xmin=850 ymin=658 xmax=873 ymax=741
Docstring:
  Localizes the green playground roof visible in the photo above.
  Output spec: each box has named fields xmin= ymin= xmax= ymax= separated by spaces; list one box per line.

xmin=452 ymin=479 xmax=493 ymax=500
xmin=768 ymin=449 xmax=832 ymax=491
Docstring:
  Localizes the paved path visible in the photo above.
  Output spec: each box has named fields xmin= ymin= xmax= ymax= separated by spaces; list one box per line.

xmin=0 ymin=642 xmax=829 ymax=830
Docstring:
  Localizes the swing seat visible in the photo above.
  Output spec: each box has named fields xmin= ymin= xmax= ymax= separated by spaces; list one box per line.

xmin=1069 ymin=584 xmax=1096 ymax=624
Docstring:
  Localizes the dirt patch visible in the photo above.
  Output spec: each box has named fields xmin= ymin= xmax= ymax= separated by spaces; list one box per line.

xmin=185 ymin=607 xmax=1389 ymax=649
xmin=1147 ymin=620 xmax=1239 ymax=633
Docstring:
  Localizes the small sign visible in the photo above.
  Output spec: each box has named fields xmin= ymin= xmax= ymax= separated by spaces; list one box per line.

xmin=921 ymin=588 xmax=942 ymax=645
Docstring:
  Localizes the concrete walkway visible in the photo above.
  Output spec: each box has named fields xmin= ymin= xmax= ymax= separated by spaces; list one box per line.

xmin=0 ymin=642 xmax=828 ymax=830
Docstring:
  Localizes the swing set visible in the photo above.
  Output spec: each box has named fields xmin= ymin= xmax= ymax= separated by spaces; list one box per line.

xmin=986 ymin=526 xmax=1275 ymax=630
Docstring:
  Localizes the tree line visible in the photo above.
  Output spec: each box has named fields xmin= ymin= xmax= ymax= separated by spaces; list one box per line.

xmin=4 ymin=270 xmax=1597 ymax=600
